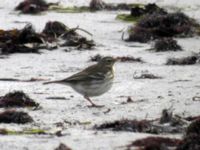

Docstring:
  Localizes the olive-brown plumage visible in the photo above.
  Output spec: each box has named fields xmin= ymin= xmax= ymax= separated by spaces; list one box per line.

xmin=44 ymin=57 xmax=117 ymax=107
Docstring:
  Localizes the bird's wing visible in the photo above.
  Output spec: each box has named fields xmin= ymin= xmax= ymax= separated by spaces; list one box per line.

xmin=61 ymin=64 xmax=105 ymax=82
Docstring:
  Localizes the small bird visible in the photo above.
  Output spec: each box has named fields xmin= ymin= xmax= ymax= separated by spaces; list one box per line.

xmin=44 ymin=56 xmax=117 ymax=107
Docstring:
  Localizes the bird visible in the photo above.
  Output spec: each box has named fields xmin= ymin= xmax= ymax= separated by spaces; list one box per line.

xmin=43 ymin=56 xmax=117 ymax=107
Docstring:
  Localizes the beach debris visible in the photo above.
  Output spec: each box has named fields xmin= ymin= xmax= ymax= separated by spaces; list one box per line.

xmin=121 ymin=97 xmax=134 ymax=105
xmin=51 ymin=0 xmax=145 ymax=13
xmin=186 ymin=119 xmax=200 ymax=136
xmin=0 ymin=22 xmax=94 ymax=55
xmin=151 ymin=38 xmax=182 ymax=52
xmin=126 ymin=12 xmax=200 ymax=43
xmin=94 ymin=119 xmax=152 ymax=132
xmin=176 ymin=119 xmax=200 ymax=150
xmin=133 ymin=71 xmax=162 ymax=79
xmin=15 ymin=0 xmax=58 ymax=14
xmin=125 ymin=117 xmax=200 ymax=150
xmin=90 ymin=54 xmax=143 ymax=63
xmin=166 ymin=55 xmax=199 ymax=65
xmin=94 ymin=109 xmax=189 ymax=134
xmin=42 ymin=21 xmax=95 ymax=49
xmin=117 ymin=56 xmax=143 ymax=63
xmin=126 ymin=137 xmax=181 ymax=150
xmin=117 ymin=3 xmax=167 ymax=22
xmin=0 ymin=24 xmax=43 ymax=54
xmin=0 ymin=91 xmax=39 ymax=108
xmin=89 ymin=0 xmax=106 ymax=11
xmin=0 ymin=110 xmax=33 ymax=124
xmin=55 ymin=143 xmax=72 ymax=150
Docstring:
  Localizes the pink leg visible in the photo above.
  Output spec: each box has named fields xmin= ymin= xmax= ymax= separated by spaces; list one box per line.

xmin=84 ymin=96 xmax=104 ymax=108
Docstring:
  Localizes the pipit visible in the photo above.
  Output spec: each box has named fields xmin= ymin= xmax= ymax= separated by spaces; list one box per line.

xmin=44 ymin=57 xmax=117 ymax=107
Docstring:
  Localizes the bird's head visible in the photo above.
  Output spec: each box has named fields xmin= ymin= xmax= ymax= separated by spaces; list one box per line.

xmin=98 ymin=56 xmax=118 ymax=68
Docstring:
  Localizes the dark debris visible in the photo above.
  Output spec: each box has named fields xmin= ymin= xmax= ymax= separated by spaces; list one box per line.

xmin=94 ymin=119 xmax=152 ymax=132
xmin=127 ymin=12 xmax=200 ymax=43
xmin=0 ymin=91 xmax=39 ymax=108
xmin=166 ymin=55 xmax=199 ymax=65
xmin=0 ymin=21 xmax=94 ymax=55
xmin=55 ymin=143 xmax=72 ymax=150
xmin=90 ymin=54 xmax=143 ymax=63
xmin=130 ymin=3 xmax=167 ymax=18
xmin=15 ymin=0 xmax=58 ymax=14
xmin=133 ymin=71 xmax=162 ymax=79
xmin=152 ymin=38 xmax=182 ymax=52
xmin=0 ymin=110 xmax=33 ymax=124
xmin=127 ymin=137 xmax=181 ymax=150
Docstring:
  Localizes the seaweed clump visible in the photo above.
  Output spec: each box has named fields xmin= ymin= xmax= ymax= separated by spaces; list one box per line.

xmin=94 ymin=119 xmax=152 ymax=132
xmin=55 ymin=143 xmax=72 ymax=150
xmin=117 ymin=3 xmax=167 ymax=22
xmin=152 ymin=38 xmax=182 ymax=52
xmin=0 ymin=110 xmax=33 ymax=124
xmin=42 ymin=21 xmax=95 ymax=49
xmin=126 ymin=137 xmax=181 ymax=150
xmin=127 ymin=12 xmax=200 ymax=43
xmin=0 ymin=24 xmax=43 ymax=54
xmin=0 ymin=21 xmax=95 ymax=55
xmin=89 ymin=0 xmax=141 ymax=11
xmin=90 ymin=54 xmax=143 ymax=63
xmin=15 ymin=0 xmax=58 ymax=14
xmin=0 ymin=91 xmax=39 ymax=108
xmin=176 ymin=119 xmax=200 ymax=150
xmin=133 ymin=72 xmax=162 ymax=79
xmin=166 ymin=55 xmax=199 ymax=65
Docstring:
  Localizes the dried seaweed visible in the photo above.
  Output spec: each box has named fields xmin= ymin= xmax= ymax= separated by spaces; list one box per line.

xmin=15 ymin=0 xmax=58 ymax=14
xmin=94 ymin=119 xmax=152 ymax=132
xmin=0 ymin=110 xmax=33 ymax=124
xmin=0 ymin=91 xmax=39 ymax=108
xmin=0 ymin=24 xmax=43 ymax=54
xmin=42 ymin=21 xmax=95 ymax=49
xmin=133 ymin=73 xmax=162 ymax=79
xmin=176 ymin=134 xmax=200 ymax=150
xmin=166 ymin=55 xmax=199 ymax=65
xmin=126 ymin=137 xmax=181 ymax=150
xmin=55 ymin=143 xmax=72 ymax=150
xmin=127 ymin=12 xmax=200 ymax=43
xmin=186 ymin=119 xmax=200 ymax=136
xmin=117 ymin=3 xmax=167 ymax=22
xmin=90 ymin=54 xmax=143 ymax=63
xmin=152 ymin=38 xmax=182 ymax=52
xmin=0 ymin=22 xmax=95 ymax=55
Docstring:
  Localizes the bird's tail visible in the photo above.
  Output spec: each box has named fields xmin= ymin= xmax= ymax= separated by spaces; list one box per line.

xmin=43 ymin=80 xmax=63 ymax=85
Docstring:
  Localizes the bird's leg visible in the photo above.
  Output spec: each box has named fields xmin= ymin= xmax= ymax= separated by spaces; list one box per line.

xmin=84 ymin=96 xmax=104 ymax=108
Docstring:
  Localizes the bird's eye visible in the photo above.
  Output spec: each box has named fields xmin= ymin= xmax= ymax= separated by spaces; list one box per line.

xmin=107 ymin=59 xmax=112 ymax=63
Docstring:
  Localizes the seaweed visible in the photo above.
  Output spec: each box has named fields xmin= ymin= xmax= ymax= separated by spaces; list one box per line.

xmin=51 ymin=0 xmax=143 ymax=13
xmin=94 ymin=119 xmax=152 ymax=132
xmin=55 ymin=143 xmax=72 ymax=150
xmin=90 ymin=54 xmax=143 ymax=63
xmin=0 ymin=110 xmax=33 ymax=124
xmin=117 ymin=3 xmax=167 ymax=22
xmin=15 ymin=0 xmax=58 ymax=14
xmin=0 ymin=91 xmax=39 ymax=108
xmin=176 ymin=134 xmax=200 ymax=150
xmin=186 ymin=119 xmax=200 ymax=136
xmin=0 ymin=21 xmax=95 ymax=55
xmin=127 ymin=137 xmax=181 ymax=150
xmin=0 ymin=24 xmax=43 ymax=54
xmin=152 ymin=38 xmax=182 ymax=52
xmin=42 ymin=21 xmax=95 ymax=49
xmin=133 ymin=73 xmax=162 ymax=79
xmin=166 ymin=55 xmax=199 ymax=65
xmin=127 ymin=12 xmax=200 ymax=43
